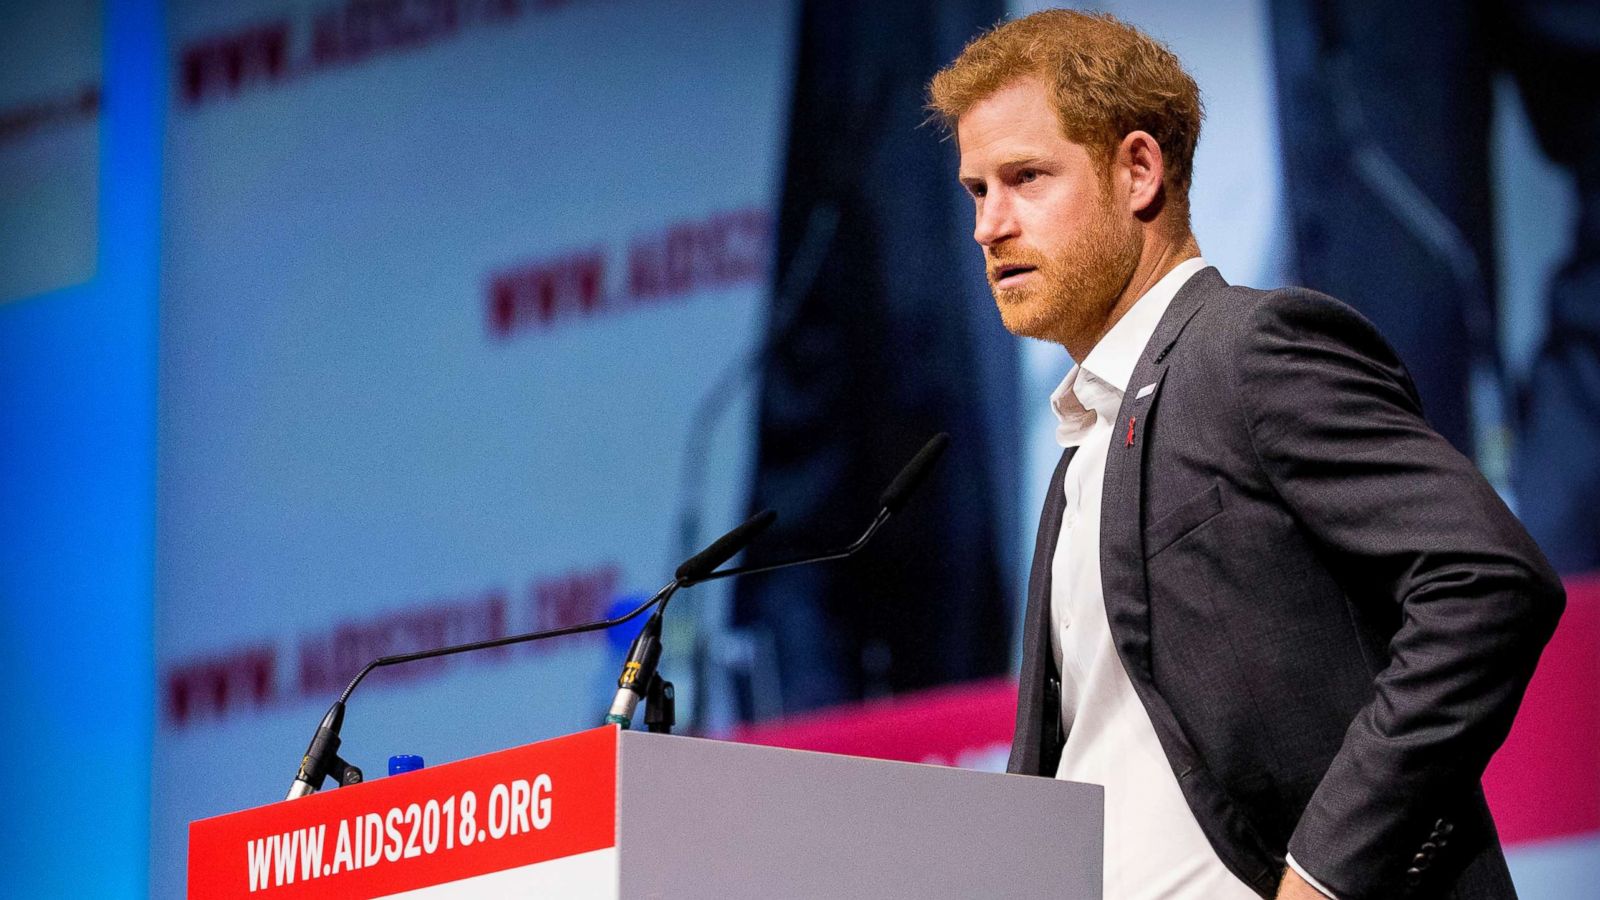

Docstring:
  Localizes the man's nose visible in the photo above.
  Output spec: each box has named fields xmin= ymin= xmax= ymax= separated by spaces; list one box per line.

xmin=973 ymin=192 xmax=1017 ymax=247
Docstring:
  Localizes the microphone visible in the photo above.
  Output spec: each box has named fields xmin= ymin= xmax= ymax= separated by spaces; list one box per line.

xmin=596 ymin=429 xmax=947 ymax=729
xmin=879 ymin=432 xmax=950 ymax=513
xmin=604 ymin=508 xmax=778 ymax=729
xmin=677 ymin=509 xmax=778 ymax=582
xmin=601 ymin=610 xmax=664 ymax=729
xmin=285 ymin=702 xmax=364 ymax=800
xmin=680 ymin=432 xmax=950 ymax=587
xmin=283 ymin=508 xmax=778 ymax=799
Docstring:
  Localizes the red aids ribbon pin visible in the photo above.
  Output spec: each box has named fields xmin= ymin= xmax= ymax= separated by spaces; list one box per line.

xmin=1125 ymin=416 xmax=1136 ymax=447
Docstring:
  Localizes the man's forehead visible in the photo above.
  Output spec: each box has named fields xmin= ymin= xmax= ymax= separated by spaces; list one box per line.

xmin=957 ymin=121 xmax=1073 ymax=176
xmin=956 ymin=118 xmax=1060 ymax=166
xmin=955 ymin=79 xmax=1068 ymax=168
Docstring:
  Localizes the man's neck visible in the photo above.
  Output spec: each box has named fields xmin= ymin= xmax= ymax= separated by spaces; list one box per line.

xmin=1067 ymin=233 xmax=1200 ymax=361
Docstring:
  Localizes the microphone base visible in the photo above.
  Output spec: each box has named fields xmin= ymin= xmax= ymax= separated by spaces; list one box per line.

xmin=606 ymin=689 xmax=640 ymax=730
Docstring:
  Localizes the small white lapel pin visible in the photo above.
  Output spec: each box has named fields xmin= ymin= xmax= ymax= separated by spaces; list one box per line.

xmin=1135 ymin=382 xmax=1156 ymax=400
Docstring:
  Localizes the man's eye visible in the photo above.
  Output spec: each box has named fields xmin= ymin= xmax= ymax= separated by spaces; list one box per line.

xmin=1018 ymin=169 xmax=1039 ymax=183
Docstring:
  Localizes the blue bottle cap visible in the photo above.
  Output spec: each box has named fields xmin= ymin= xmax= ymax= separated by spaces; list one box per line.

xmin=388 ymin=754 xmax=425 ymax=776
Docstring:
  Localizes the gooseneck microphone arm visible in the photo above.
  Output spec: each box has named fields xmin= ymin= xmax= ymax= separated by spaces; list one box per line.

xmin=681 ymin=432 xmax=949 ymax=587
xmin=681 ymin=507 xmax=888 ymax=586
xmin=329 ymin=508 xmax=782 ymax=708
xmin=335 ymin=580 xmax=676 ymax=707
xmin=285 ymin=582 xmax=678 ymax=801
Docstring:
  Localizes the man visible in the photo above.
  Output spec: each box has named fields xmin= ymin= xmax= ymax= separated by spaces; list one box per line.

xmin=928 ymin=10 xmax=1564 ymax=900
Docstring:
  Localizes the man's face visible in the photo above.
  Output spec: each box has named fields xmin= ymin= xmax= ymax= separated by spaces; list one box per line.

xmin=957 ymin=77 xmax=1141 ymax=349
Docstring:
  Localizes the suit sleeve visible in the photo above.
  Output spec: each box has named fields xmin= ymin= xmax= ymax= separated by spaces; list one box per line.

xmin=1232 ymin=290 xmax=1565 ymax=899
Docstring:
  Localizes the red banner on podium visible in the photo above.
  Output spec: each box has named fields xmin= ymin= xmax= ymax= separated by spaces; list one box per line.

xmin=188 ymin=726 xmax=617 ymax=898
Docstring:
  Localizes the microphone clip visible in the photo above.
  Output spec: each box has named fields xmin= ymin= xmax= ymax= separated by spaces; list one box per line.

xmin=643 ymin=672 xmax=675 ymax=734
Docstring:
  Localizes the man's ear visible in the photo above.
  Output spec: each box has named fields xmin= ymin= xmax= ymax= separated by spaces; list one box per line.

xmin=1119 ymin=130 xmax=1165 ymax=217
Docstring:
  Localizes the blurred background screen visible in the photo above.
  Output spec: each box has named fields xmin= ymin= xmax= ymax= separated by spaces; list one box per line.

xmin=0 ymin=0 xmax=1594 ymax=896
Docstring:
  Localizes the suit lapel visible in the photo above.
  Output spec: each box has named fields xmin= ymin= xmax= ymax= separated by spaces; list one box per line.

xmin=1009 ymin=444 xmax=1076 ymax=775
xmin=1027 ymin=447 xmax=1076 ymax=664
xmin=1098 ymin=267 xmax=1218 ymax=682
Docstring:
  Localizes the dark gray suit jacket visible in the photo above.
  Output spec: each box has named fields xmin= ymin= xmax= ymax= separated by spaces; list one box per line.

xmin=1007 ymin=268 xmax=1565 ymax=899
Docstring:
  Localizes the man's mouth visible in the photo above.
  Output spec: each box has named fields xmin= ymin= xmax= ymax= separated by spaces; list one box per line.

xmin=992 ymin=264 xmax=1038 ymax=288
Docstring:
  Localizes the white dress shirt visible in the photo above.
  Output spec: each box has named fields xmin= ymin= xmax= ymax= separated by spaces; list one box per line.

xmin=1048 ymin=256 xmax=1264 ymax=899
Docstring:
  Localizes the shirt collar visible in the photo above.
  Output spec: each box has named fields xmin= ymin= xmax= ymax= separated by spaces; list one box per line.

xmin=1050 ymin=256 xmax=1209 ymax=447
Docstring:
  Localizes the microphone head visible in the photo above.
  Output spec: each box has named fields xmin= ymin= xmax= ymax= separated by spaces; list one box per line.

xmin=676 ymin=508 xmax=778 ymax=582
xmin=878 ymin=433 xmax=950 ymax=513
xmin=319 ymin=700 xmax=346 ymax=732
